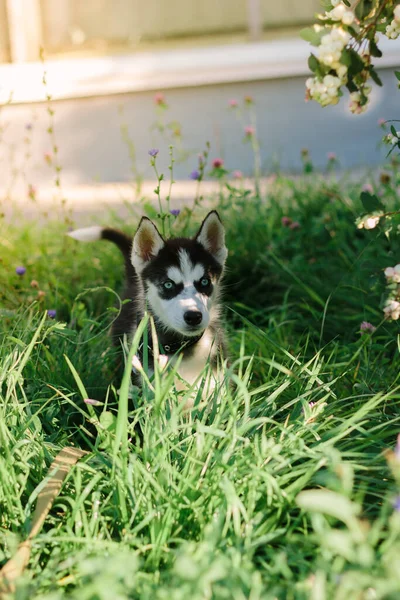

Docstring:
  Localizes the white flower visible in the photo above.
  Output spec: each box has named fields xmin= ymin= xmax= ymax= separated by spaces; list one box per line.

xmin=384 ymin=265 xmax=400 ymax=283
xmin=364 ymin=216 xmax=380 ymax=229
xmin=384 ymin=300 xmax=400 ymax=320
xmin=331 ymin=0 xmax=341 ymax=6
xmin=394 ymin=5 xmax=400 ymax=23
xmin=331 ymin=4 xmax=346 ymax=20
xmin=386 ymin=19 xmax=400 ymax=39
xmin=350 ymin=91 xmax=361 ymax=102
xmin=342 ymin=10 xmax=355 ymax=25
xmin=336 ymin=65 xmax=348 ymax=81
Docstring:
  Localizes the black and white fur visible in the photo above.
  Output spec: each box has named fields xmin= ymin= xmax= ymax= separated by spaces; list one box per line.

xmin=68 ymin=211 xmax=228 ymax=390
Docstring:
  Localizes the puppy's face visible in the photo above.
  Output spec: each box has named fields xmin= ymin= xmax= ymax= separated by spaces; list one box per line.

xmin=131 ymin=211 xmax=227 ymax=336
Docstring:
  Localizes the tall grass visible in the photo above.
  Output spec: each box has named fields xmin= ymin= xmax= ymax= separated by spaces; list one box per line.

xmin=1 ymin=169 xmax=400 ymax=599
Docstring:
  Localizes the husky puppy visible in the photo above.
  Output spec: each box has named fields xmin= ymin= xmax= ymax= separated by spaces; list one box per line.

xmin=68 ymin=211 xmax=228 ymax=391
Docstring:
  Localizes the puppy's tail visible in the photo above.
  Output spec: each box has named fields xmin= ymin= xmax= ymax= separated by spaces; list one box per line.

xmin=68 ymin=226 xmax=135 ymax=279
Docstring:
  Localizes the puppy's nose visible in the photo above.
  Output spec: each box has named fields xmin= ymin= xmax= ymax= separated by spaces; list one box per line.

xmin=184 ymin=310 xmax=202 ymax=327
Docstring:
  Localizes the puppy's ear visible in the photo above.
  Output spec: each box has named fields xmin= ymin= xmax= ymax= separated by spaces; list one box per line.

xmin=131 ymin=217 xmax=165 ymax=272
xmin=195 ymin=210 xmax=228 ymax=266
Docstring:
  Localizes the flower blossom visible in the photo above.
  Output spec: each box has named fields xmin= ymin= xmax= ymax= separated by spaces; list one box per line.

xmin=170 ymin=209 xmax=180 ymax=216
xmin=357 ymin=215 xmax=381 ymax=230
xmin=233 ymin=170 xmax=243 ymax=179
xmin=84 ymin=398 xmax=102 ymax=406
xmin=360 ymin=321 xmax=376 ymax=334
xmin=148 ymin=148 xmax=159 ymax=157
xmin=212 ymin=158 xmax=224 ymax=168
xmin=289 ymin=221 xmax=301 ymax=230
xmin=383 ymin=300 xmax=400 ymax=320
xmin=244 ymin=126 xmax=255 ymax=137
xmin=47 ymin=309 xmax=57 ymax=319
xmin=384 ymin=265 xmax=400 ymax=283
xmin=154 ymin=92 xmax=166 ymax=106
xmin=190 ymin=170 xmax=200 ymax=180
xmin=15 ymin=266 xmax=26 ymax=276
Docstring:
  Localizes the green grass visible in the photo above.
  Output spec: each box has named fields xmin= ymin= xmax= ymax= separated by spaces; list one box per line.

xmin=1 ymin=168 xmax=400 ymax=599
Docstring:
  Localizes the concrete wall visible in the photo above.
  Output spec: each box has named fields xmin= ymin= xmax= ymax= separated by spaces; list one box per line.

xmin=0 ymin=67 xmax=396 ymax=194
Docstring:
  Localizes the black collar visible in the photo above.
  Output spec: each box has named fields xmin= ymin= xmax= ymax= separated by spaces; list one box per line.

xmin=138 ymin=330 xmax=204 ymax=357
xmin=159 ymin=333 xmax=203 ymax=355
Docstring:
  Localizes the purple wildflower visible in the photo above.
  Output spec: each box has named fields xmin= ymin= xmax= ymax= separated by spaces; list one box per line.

xmin=148 ymin=148 xmax=159 ymax=157
xmin=170 ymin=209 xmax=180 ymax=217
xmin=47 ymin=309 xmax=57 ymax=319
xmin=190 ymin=169 xmax=200 ymax=180
xmin=15 ymin=266 xmax=26 ymax=276
xmin=360 ymin=321 xmax=376 ymax=334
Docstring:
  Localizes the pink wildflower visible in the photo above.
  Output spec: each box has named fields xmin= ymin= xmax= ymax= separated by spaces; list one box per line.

xmin=281 ymin=216 xmax=292 ymax=227
xmin=212 ymin=158 xmax=224 ymax=169
xmin=244 ymin=126 xmax=255 ymax=137
xmin=289 ymin=221 xmax=301 ymax=230
xmin=229 ymin=99 xmax=238 ymax=108
xmin=360 ymin=321 xmax=376 ymax=334
xmin=233 ymin=170 xmax=243 ymax=179
xmin=362 ymin=183 xmax=374 ymax=193
xmin=154 ymin=92 xmax=166 ymax=106
xmin=84 ymin=398 xmax=102 ymax=406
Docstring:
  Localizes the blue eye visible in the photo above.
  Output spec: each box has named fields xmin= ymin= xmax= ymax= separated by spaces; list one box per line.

xmin=163 ymin=280 xmax=174 ymax=290
xmin=200 ymin=277 xmax=210 ymax=287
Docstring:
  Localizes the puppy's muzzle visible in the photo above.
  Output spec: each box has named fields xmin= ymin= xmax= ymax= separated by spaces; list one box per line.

xmin=184 ymin=310 xmax=202 ymax=327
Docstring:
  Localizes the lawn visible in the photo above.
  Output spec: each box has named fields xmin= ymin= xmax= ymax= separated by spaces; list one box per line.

xmin=1 ymin=163 xmax=400 ymax=599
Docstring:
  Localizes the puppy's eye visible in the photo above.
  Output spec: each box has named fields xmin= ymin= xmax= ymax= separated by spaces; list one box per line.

xmin=200 ymin=277 xmax=210 ymax=287
xmin=163 ymin=280 xmax=175 ymax=290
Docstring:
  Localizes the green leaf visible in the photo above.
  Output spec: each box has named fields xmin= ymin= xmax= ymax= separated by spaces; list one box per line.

xmin=360 ymin=191 xmax=384 ymax=213
xmin=100 ymin=411 xmax=116 ymax=432
xmin=341 ymin=49 xmax=365 ymax=77
xmin=308 ymin=53 xmax=320 ymax=73
xmin=390 ymin=125 xmax=397 ymax=137
xmin=300 ymin=27 xmax=326 ymax=47
xmin=296 ymin=489 xmax=360 ymax=525
xmin=346 ymin=79 xmax=358 ymax=93
xmin=370 ymin=67 xmax=383 ymax=87
xmin=395 ymin=71 xmax=400 ymax=81
xmin=369 ymin=40 xmax=382 ymax=58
